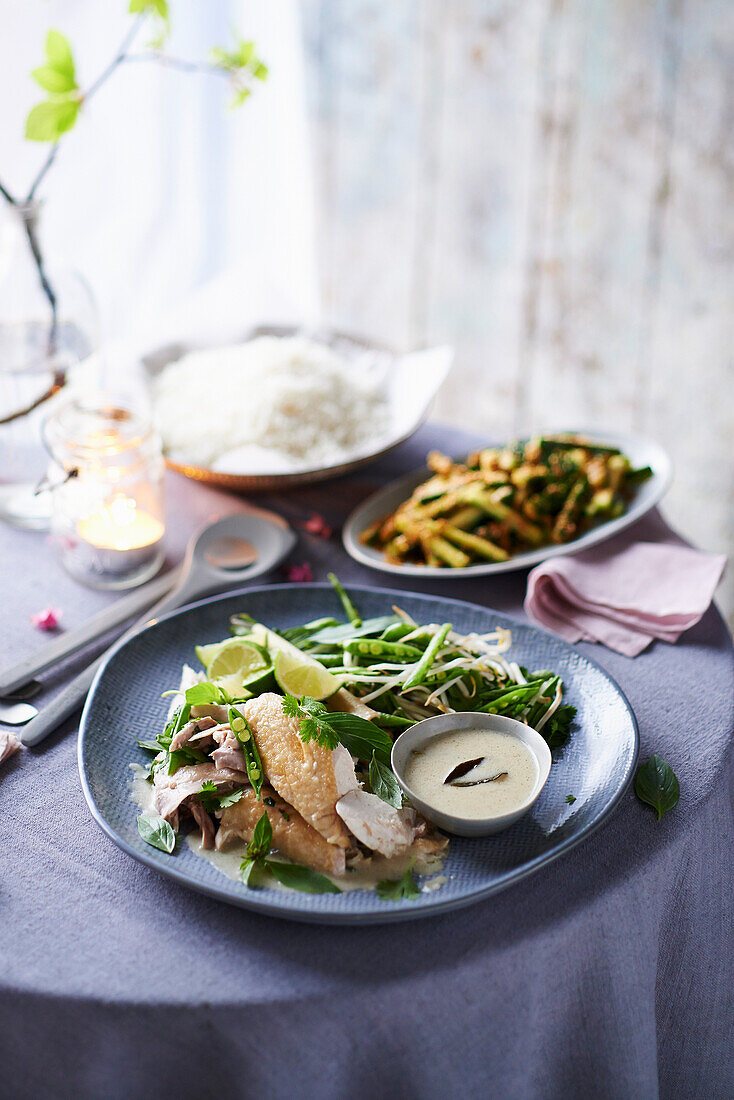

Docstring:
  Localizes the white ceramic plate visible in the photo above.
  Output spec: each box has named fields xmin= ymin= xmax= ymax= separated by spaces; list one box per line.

xmin=141 ymin=326 xmax=453 ymax=491
xmin=343 ymin=430 xmax=672 ymax=578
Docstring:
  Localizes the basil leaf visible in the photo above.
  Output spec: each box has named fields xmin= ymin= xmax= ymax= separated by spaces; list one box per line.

xmin=137 ymin=815 xmax=175 ymax=853
xmin=240 ymin=857 xmax=267 ymax=888
xmin=266 ymin=860 xmax=341 ymax=894
xmin=248 ymin=809 xmax=272 ymax=860
xmin=369 ymin=752 xmax=402 ymax=808
xmin=327 ymin=712 xmax=393 ymax=764
xmin=635 ymin=755 xmax=680 ymax=820
xmin=185 ymin=681 xmax=227 ymax=705
xmin=376 ymin=860 xmax=420 ymax=901
xmin=137 ymin=739 xmax=162 ymax=753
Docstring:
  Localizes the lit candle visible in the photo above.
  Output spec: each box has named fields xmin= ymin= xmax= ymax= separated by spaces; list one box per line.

xmin=45 ymin=398 xmax=166 ymax=590
xmin=75 ymin=494 xmax=165 ymax=579
xmin=77 ymin=495 xmax=165 ymax=552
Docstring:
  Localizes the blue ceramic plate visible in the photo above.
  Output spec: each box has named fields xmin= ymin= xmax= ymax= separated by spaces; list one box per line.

xmin=79 ymin=583 xmax=638 ymax=924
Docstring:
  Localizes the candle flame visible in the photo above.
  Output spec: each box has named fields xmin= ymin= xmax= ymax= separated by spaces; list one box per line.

xmin=78 ymin=495 xmax=164 ymax=551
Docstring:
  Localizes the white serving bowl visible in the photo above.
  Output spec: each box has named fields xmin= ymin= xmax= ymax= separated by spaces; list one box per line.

xmin=391 ymin=711 xmax=552 ymax=837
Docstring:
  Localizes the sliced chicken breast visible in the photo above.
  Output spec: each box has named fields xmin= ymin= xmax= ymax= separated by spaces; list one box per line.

xmin=217 ymin=786 xmax=346 ymax=876
xmin=153 ymin=762 xmax=247 ymax=821
xmin=243 ymin=693 xmax=353 ymax=848
xmin=335 ymin=789 xmax=417 ymax=858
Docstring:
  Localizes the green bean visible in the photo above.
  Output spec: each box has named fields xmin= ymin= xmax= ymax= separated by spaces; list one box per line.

xmin=379 ymin=622 xmax=414 ymax=643
xmin=327 ymin=573 xmax=362 ymax=626
xmin=402 ymin=623 xmax=452 ymax=690
xmin=426 ymin=536 xmax=470 ymax=568
xmin=344 ymin=639 xmax=423 ymax=661
xmin=441 ymin=524 xmax=509 ymax=563
xmin=371 ymin=712 xmax=414 ymax=729
xmin=228 ymin=706 xmax=263 ymax=799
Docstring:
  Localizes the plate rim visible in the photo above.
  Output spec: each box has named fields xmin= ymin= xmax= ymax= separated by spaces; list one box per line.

xmin=78 ymin=581 xmax=640 ymax=925
xmin=342 ymin=430 xmax=672 ymax=578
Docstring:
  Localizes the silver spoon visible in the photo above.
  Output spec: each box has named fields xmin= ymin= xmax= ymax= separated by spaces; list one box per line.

xmin=20 ymin=512 xmax=296 ymax=747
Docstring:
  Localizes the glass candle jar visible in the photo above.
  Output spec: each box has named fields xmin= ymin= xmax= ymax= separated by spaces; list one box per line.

xmin=43 ymin=397 xmax=165 ymax=589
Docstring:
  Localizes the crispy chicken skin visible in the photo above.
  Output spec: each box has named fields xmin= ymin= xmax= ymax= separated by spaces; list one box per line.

xmin=243 ymin=693 xmax=352 ymax=848
xmin=216 ymin=786 xmax=346 ymax=876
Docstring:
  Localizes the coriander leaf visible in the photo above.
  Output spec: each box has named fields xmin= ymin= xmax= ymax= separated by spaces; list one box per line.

xmin=200 ymin=780 xmax=217 ymax=792
xmin=218 ymin=787 xmax=246 ymax=809
xmin=369 ymin=752 xmax=402 ymax=808
xmin=185 ymin=681 xmax=228 ymax=705
xmin=137 ymin=814 xmax=175 ymax=853
xmin=283 ymin=695 xmax=339 ymax=750
xmin=565 ymin=794 xmax=576 ymax=804
xmin=635 ymin=755 xmax=679 ymax=820
xmin=376 ymin=860 xmax=420 ymax=901
xmin=248 ymin=809 xmax=273 ymax=861
xmin=25 ymin=98 xmax=79 ymax=142
xmin=542 ymin=704 xmax=577 ymax=749
xmin=266 ymin=861 xmax=341 ymax=894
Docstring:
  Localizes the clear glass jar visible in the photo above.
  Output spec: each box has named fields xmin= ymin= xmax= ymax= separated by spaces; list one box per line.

xmin=0 ymin=200 xmax=97 ymax=529
xmin=44 ymin=397 xmax=165 ymax=590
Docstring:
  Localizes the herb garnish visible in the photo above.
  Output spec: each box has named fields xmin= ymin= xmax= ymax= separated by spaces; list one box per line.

xmin=635 ymin=755 xmax=679 ymax=820
xmin=543 ymin=705 xmax=577 ymax=748
xmin=239 ymin=810 xmax=341 ymax=894
xmin=282 ymin=695 xmax=392 ymax=763
xmin=228 ymin=706 xmax=263 ymax=798
xmin=565 ymin=794 xmax=576 ymax=804
xmin=368 ymin=752 xmax=402 ymax=808
xmin=376 ymin=858 xmax=421 ymax=901
xmin=137 ymin=815 xmax=175 ymax=853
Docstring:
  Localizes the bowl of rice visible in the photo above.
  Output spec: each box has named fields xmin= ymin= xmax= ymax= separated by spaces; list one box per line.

xmin=143 ymin=326 xmax=453 ymax=490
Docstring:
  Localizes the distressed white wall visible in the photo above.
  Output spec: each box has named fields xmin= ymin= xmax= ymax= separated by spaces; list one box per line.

xmin=300 ymin=0 xmax=734 ymax=627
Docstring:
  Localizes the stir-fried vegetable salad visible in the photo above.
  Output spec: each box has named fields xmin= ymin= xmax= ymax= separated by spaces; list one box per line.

xmin=361 ymin=433 xmax=653 ymax=567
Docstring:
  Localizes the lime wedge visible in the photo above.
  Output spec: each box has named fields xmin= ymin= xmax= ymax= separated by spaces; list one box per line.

xmin=205 ymin=641 xmax=270 ymax=698
xmin=274 ymin=649 xmax=340 ymax=701
xmin=215 ymin=674 xmax=254 ymax=701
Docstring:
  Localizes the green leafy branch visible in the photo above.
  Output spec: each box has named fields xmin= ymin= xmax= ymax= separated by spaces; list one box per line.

xmin=0 ymin=1 xmax=266 ymax=357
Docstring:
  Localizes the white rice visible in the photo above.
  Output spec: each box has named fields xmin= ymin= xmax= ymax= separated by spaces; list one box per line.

xmin=152 ymin=336 xmax=388 ymax=472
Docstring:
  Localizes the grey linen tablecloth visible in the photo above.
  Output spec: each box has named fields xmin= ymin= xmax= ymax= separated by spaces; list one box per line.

xmin=0 ymin=424 xmax=732 ymax=1100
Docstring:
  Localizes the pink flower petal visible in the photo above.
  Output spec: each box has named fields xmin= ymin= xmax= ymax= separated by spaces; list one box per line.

xmin=30 ymin=606 xmax=61 ymax=631
xmin=301 ymin=513 xmax=332 ymax=539
xmin=285 ymin=562 xmax=314 ymax=583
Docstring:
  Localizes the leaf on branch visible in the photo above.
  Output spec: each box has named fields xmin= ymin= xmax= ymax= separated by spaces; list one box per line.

xmin=32 ymin=65 xmax=76 ymax=94
xmin=129 ymin=0 xmax=170 ymax=46
xmin=25 ymin=98 xmax=79 ymax=142
xmin=129 ymin=0 xmax=169 ymax=18
xmin=45 ymin=30 xmax=76 ymax=84
xmin=209 ymin=36 xmax=268 ymax=109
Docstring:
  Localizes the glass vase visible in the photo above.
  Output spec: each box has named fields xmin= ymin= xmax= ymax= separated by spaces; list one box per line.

xmin=0 ymin=200 xmax=97 ymax=528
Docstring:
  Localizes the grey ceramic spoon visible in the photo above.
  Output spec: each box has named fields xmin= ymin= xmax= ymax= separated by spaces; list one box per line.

xmin=20 ymin=512 xmax=296 ymax=747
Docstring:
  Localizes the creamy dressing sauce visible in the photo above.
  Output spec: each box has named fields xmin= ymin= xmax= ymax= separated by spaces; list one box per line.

xmin=130 ymin=764 xmax=446 ymax=895
xmin=405 ymin=729 xmax=538 ymax=819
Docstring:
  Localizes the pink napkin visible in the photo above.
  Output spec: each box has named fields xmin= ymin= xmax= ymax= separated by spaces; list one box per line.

xmin=525 ymin=542 xmax=726 ymax=657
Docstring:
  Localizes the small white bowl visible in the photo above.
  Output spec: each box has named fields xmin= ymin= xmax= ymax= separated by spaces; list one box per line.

xmin=391 ymin=712 xmax=552 ymax=837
